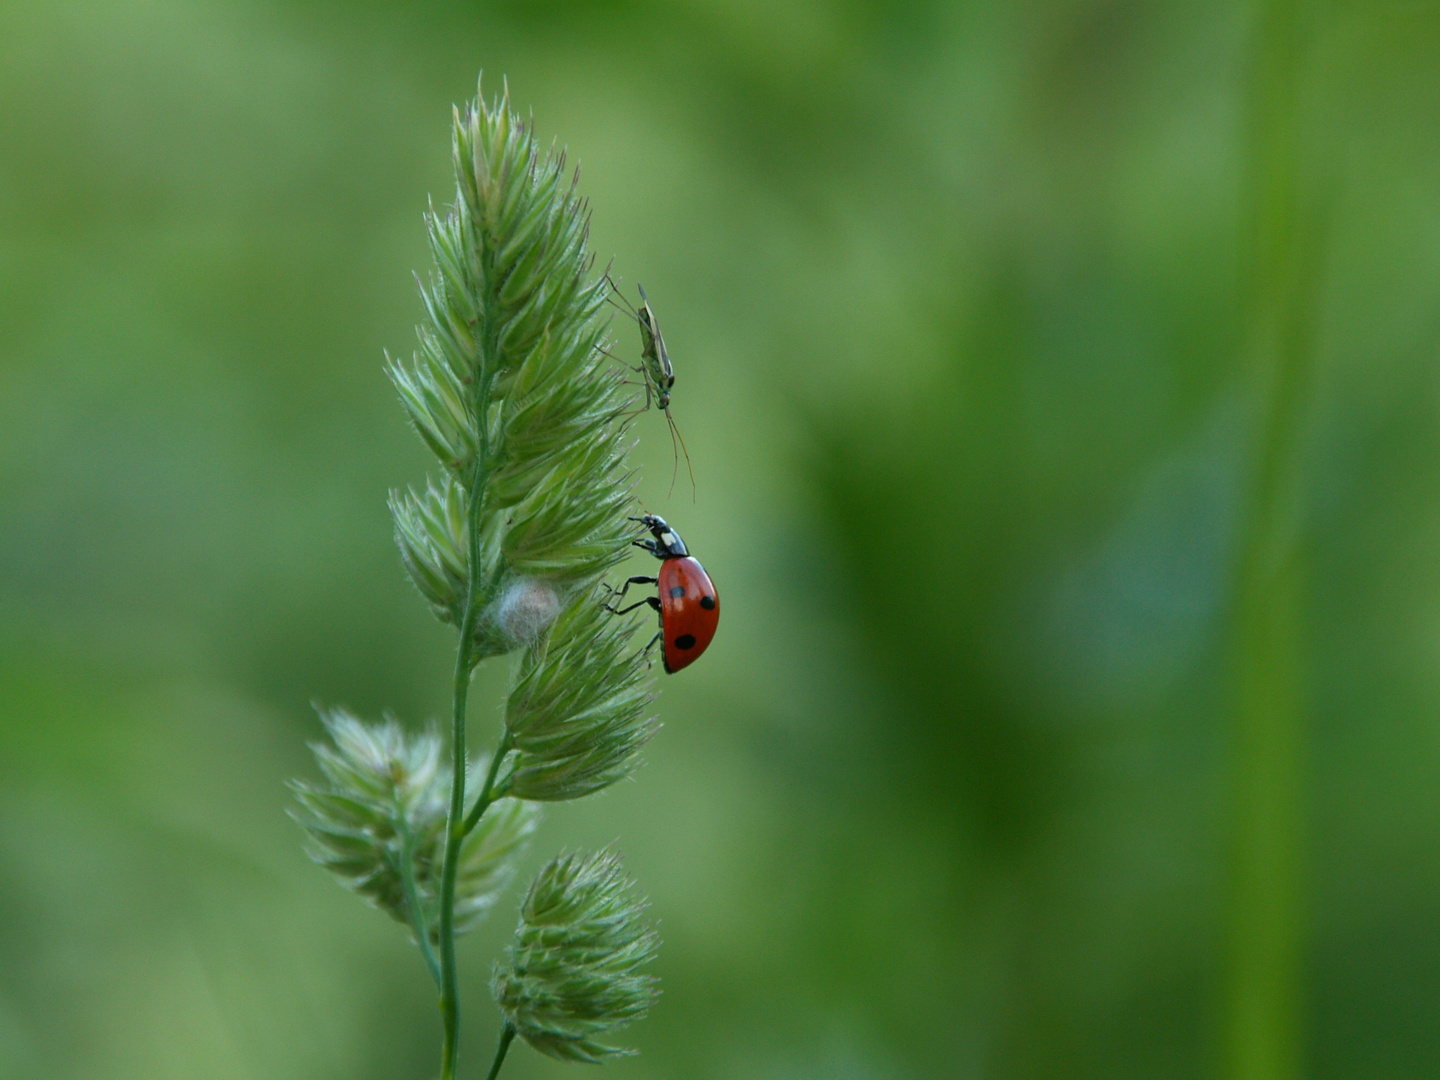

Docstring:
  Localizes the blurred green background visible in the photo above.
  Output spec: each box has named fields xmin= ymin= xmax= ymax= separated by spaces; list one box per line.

xmin=1 ymin=0 xmax=1438 ymax=1077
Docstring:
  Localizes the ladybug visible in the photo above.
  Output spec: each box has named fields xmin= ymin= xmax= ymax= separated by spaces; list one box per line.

xmin=604 ymin=514 xmax=719 ymax=673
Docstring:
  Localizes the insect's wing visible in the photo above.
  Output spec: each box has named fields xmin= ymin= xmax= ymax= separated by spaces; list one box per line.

xmin=635 ymin=283 xmax=672 ymax=381
xmin=652 ymin=320 xmax=671 ymax=381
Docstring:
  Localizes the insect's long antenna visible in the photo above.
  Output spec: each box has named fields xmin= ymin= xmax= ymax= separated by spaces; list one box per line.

xmin=665 ymin=408 xmax=697 ymax=501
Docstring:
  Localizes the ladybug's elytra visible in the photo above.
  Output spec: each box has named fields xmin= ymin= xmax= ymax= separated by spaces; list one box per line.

xmin=604 ymin=514 xmax=719 ymax=673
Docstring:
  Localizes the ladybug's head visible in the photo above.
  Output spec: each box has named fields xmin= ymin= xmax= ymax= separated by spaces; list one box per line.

xmin=633 ymin=513 xmax=689 ymax=558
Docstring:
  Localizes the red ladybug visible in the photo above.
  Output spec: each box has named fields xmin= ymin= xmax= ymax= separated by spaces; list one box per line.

xmin=604 ymin=514 xmax=719 ymax=673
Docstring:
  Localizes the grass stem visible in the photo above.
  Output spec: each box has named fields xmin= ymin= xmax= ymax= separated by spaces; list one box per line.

xmin=395 ymin=819 xmax=442 ymax=989
xmin=485 ymin=1025 xmax=517 ymax=1080
xmin=1226 ymin=1 xmax=1317 ymax=1077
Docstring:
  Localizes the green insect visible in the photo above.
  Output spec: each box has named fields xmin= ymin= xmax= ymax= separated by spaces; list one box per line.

xmin=604 ymin=276 xmax=695 ymax=497
xmin=634 ymin=284 xmax=675 ymax=412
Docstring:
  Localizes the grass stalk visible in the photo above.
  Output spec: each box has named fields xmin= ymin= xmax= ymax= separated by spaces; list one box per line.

xmin=1226 ymin=1 xmax=1318 ymax=1077
xmin=296 ymin=83 xmax=663 ymax=1080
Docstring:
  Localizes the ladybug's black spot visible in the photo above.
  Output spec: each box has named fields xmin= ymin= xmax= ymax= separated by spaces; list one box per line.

xmin=669 ymin=585 xmax=686 ymax=598
xmin=700 ymin=595 xmax=716 ymax=610
xmin=673 ymin=633 xmax=697 ymax=651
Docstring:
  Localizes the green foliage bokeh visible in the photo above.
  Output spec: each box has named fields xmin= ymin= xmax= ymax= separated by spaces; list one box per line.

xmin=2 ymin=1 xmax=1439 ymax=1078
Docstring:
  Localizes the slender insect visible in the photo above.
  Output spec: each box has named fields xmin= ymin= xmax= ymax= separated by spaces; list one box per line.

xmin=603 ymin=275 xmax=696 ymax=498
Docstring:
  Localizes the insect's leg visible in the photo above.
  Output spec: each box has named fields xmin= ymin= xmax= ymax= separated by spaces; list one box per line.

xmin=593 ymin=342 xmax=647 ymax=377
xmin=602 ymin=575 xmax=658 ymax=609
xmin=606 ymin=595 xmax=662 ymax=617
xmin=615 ymin=373 xmax=656 ymax=420
xmin=602 ymin=270 xmax=641 ymax=318
xmin=604 ymin=293 xmax=640 ymax=322
xmin=631 ymin=538 xmax=662 ymax=557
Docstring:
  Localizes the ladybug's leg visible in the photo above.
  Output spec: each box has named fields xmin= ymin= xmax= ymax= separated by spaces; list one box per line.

xmin=606 ymin=595 xmax=662 ymax=617
xmin=631 ymin=538 xmax=662 ymax=558
xmin=602 ymin=575 xmax=658 ymax=608
xmin=627 ymin=630 xmax=663 ymax=670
